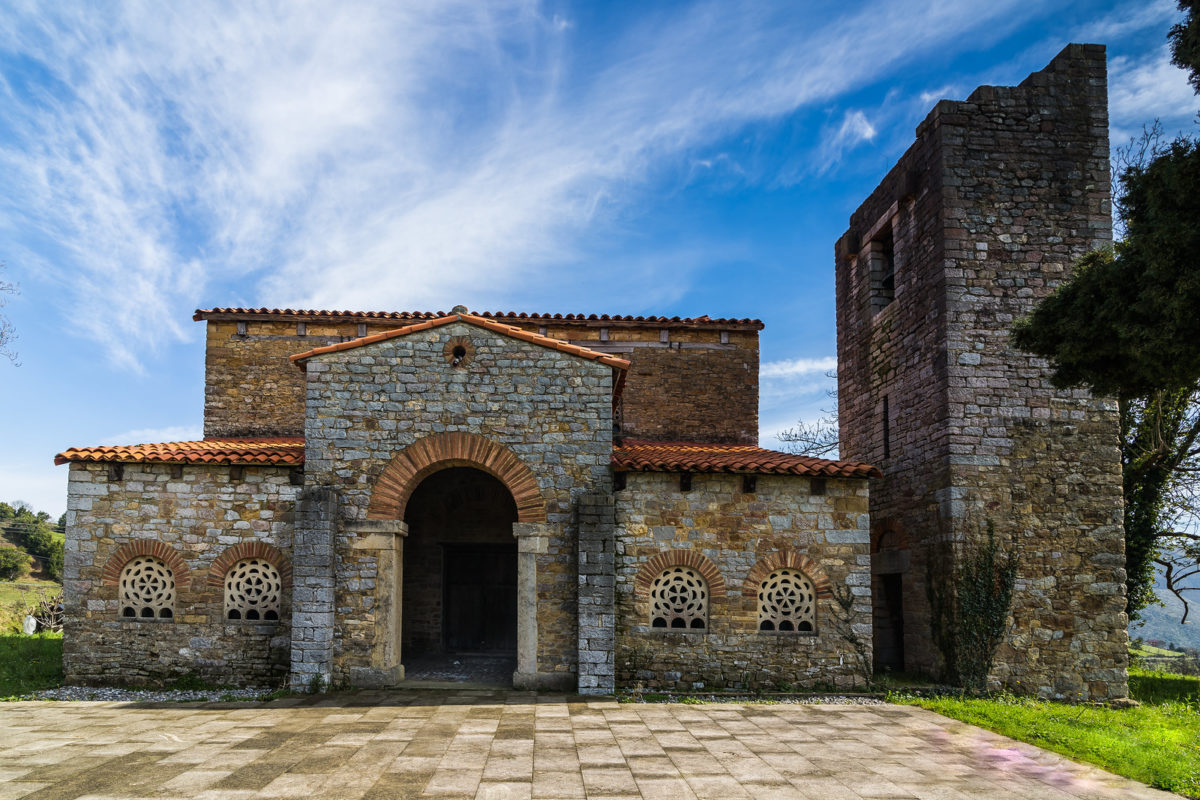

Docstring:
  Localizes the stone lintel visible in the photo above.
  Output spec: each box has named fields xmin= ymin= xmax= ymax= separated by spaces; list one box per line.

xmin=345 ymin=520 xmax=409 ymax=536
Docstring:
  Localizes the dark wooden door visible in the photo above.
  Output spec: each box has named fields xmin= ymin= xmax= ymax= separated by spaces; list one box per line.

xmin=875 ymin=572 xmax=905 ymax=671
xmin=442 ymin=544 xmax=517 ymax=653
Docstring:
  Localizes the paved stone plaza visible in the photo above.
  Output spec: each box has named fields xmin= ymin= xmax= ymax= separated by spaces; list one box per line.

xmin=0 ymin=691 xmax=1178 ymax=799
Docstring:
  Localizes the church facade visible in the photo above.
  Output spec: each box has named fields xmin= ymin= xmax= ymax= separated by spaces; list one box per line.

xmin=58 ymin=308 xmax=877 ymax=694
xmin=57 ymin=43 xmax=1129 ymax=699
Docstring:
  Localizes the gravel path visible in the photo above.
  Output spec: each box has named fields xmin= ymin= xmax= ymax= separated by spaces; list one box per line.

xmin=26 ymin=685 xmax=273 ymax=702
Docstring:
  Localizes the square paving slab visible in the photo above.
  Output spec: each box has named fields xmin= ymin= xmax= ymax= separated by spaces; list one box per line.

xmin=0 ymin=690 xmax=1182 ymax=799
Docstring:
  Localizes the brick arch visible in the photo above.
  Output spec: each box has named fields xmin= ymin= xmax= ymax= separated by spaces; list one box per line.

xmin=742 ymin=551 xmax=832 ymax=599
xmin=871 ymin=518 xmax=909 ymax=553
xmin=366 ymin=431 xmax=547 ymax=523
xmin=207 ymin=542 xmax=292 ymax=588
xmin=634 ymin=550 xmax=725 ymax=600
xmin=101 ymin=540 xmax=190 ymax=587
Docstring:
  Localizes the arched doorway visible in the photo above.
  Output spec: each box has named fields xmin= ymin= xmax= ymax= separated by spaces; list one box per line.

xmin=401 ymin=467 xmax=518 ymax=683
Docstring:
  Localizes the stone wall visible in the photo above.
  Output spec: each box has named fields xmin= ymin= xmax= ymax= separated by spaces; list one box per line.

xmin=836 ymin=44 xmax=1128 ymax=699
xmin=619 ymin=342 xmax=758 ymax=444
xmin=62 ymin=462 xmax=298 ymax=687
xmin=613 ymin=472 xmax=871 ymax=690
xmin=198 ymin=313 xmax=759 ymax=445
xmin=296 ymin=320 xmax=614 ymax=688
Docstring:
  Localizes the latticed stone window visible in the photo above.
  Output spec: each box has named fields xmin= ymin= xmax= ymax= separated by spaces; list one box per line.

xmin=649 ymin=566 xmax=708 ymax=629
xmin=758 ymin=569 xmax=816 ymax=632
xmin=119 ymin=556 xmax=176 ymax=619
xmin=224 ymin=558 xmax=282 ymax=621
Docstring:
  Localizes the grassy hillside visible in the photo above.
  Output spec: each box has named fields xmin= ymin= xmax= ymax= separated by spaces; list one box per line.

xmin=1130 ymin=565 xmax=1200 ymax=652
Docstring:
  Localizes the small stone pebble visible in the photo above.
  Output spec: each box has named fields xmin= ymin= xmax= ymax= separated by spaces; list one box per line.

xmin=26 ymin=686 xmax=273 ymax=703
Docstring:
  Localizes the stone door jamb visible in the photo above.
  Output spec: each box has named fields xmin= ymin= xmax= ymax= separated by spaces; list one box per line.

xmin=512 ymin=521 xmax=554 ymax=689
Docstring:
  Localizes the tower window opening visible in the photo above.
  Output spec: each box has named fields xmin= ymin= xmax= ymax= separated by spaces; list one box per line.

xmin=868 ymin=226 xmax=896 ymax=313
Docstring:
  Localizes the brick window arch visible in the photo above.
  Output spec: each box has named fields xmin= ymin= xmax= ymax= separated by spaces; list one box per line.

xmin=118 ymin=556 xmax=176 ymax=619
xmin=224 ymin=558 xmax=282 ymax=621
xmin=649 ymin=566 xmax=709 ymax=629
xmin=634 ymin=549 xmax=724 ymax=632
xmin=103 ymin=540 xmax=190 ymax=591
xmin=757 ymin=569 xmax=816 ymax=632
xmin=739 ymin=551 xmax=835 ymax=633
xmin=208 ymin=542 xmax=290 ymax=622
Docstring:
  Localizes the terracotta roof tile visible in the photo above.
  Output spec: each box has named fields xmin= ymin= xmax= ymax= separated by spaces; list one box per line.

xmin=194 ymin=307 xmax=763 ymax=329
xmin=55 ymin=435 xmax=878 ymax=478
xmin=290 ymin=312 xmax=632 ymax=370
xmin=611 ymin=440 xmax=881 ymax=478
xmin=54 ymin=438 xmax=305 ymax=467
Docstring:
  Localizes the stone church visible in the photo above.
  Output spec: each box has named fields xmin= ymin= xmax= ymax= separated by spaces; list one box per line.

xmin=57 ymin=44 xmax=1129 ymax=699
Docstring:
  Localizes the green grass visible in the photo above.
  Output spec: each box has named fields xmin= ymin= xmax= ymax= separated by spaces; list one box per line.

xmin=0 ymin=582 xmax=60 ymax=634
xmin=1131 ymin=643 xmax=1188 ymax=658
xmin=893 ymin=669 xmax=1200 ymax=798
xmin=0 ymin=633 xmax=63 ymax=697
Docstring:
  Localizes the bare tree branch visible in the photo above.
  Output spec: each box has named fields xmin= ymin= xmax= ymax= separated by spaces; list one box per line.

xmin=0 ymin=262 xmax=18 ymax=366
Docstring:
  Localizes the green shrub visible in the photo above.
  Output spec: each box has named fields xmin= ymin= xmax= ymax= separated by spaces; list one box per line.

xmin=0 ymin=548 xmax=26 ymax=580
xmin=43 ymin=540 xmax=63 ymax=582
xmin=928 ymin=522 xmax=1018 ymax=692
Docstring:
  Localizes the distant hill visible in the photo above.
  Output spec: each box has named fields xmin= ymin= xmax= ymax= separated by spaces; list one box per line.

xmin=1130 ymin=565 xmax=1200 ymax=652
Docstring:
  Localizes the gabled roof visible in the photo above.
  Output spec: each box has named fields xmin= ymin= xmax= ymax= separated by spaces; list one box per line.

xmin=54 ymin=438 xmax=305 ymax=466
xmin=195 ymin=307 xmax=764 ymax=329
xmin=611 ymin=439 xmax=881 ymax=478
xmin=289 ymin=311 xmax=632 ymax=370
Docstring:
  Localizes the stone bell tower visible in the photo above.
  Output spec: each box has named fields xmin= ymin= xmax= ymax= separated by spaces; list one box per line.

xmin=835 ymin=44 xmax=1128 ymax=700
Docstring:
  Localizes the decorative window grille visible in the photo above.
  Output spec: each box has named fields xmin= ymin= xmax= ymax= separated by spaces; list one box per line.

xmin=649 ymin=566 xmax=708 ymax=629
xmin=119 ymin=556 xmax=176 ymax=619
xmin=224 ymin=558 xmax=282 ymax=621
xmin=757 ymin=569 xmax=816 ymax=632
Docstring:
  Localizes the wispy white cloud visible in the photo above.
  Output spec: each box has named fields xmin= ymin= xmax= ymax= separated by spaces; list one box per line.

xmin=1109 ymin=45 xmax=1197 ymax=142
xmin=0 ymin=0 xmax=1034 ymax=370
xmin=760 ymin=356 xmax=837 ymax=379
xmin=919 ymin=86 xmax=957 ymax=106
xmin=1075 ymin=0 xmax=1181 ymax=42
xmin=812 ymin=110 xmax=877 ymax=174
xmin=96 ymin=425 xmax=203 ymax=446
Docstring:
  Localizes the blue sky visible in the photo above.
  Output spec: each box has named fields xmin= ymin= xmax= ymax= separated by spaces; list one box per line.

xmin=0 ymin=0 xmax=1194 ymax=518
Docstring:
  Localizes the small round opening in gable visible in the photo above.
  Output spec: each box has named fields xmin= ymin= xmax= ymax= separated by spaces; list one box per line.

xmin=443 ymin=336 xmax=475 ymax=368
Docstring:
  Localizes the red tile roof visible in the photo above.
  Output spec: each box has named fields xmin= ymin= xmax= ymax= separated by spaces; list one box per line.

xmin=290 ymin=312 xmax=632 ymax=370
xmin=54 ymin=438 xmax=305 ymax=467
xmin=194 ymin=307 xmax=764 ymax=329
xmin=611 ymin=440 xmax=881 ymax=478
xmin=55 ymin=436 xmax=878 ymax=478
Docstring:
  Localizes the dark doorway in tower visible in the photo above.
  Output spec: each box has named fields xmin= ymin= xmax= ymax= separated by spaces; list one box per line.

xmin=871 ymin=527 xmax=908 ymax=674
xmin=401 ymin=467 xmax=518 ymax=684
